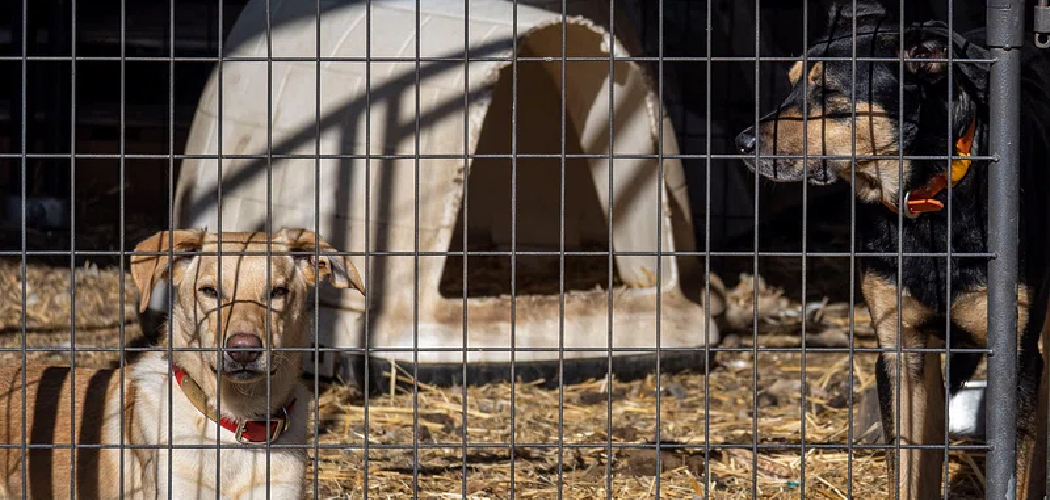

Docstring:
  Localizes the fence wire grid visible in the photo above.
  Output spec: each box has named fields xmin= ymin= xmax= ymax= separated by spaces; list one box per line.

xmin=0 ymin=0 xmax=1042 ymax=498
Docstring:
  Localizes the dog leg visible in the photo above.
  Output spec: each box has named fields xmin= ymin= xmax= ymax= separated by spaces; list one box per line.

xmin=1034 ymin=329 xmax=1050 ymax=500
xmin=876 ymin=347 xmax=945 ymax=500
xmin=951 ymin=284 xmax=1039 ymax=498
xmin=864 ymin=273 xmax=939 ymax=499
xmin=1016 ymin=343 xmax=1045 ymax=500
xmin=1016 ymin=304 xmax=1050 ymax=500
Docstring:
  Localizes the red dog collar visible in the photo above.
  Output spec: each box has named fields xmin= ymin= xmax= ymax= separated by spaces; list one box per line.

xmin=172 ymin=365 xmax=295 ymax=443
xmin=883 ymin=116 xmax=977 ymax=218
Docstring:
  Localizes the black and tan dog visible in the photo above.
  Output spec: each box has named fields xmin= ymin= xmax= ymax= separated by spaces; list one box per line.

xmin=735 ymin=2 xmax=1050 ymax=498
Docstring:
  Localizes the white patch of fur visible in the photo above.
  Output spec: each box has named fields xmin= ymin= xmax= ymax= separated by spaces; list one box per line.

xmin=130 ymin=352 xmax=308 ymax=499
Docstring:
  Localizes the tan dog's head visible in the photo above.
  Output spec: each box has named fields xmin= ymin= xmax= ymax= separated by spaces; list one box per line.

xmin=131 ymin=228 xmax=364 ymax=386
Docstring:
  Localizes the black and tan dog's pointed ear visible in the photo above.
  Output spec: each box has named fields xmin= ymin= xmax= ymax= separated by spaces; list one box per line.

xmin=825 ymin=0 xmax=889 ymax=36
xmin=278 ymin=227 xmax=365 ymax=295
xmin=902 ymin=22 xmax=991 ymax=88
xmin=131 ymin=229 xmax=205 ymax=312
xmin=902 ymin=33 xmax=950 ymax=79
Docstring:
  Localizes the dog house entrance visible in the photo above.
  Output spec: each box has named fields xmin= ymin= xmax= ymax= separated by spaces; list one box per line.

xmin=174 ymin=5 xmax=718 ymax=378
xmin=439 ymin=60 xmax=623 ymax=299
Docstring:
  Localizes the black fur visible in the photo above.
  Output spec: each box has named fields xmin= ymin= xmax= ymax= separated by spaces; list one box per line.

xmin=736 ymin=0 xmax=1050 ymax=494
xmin=740 ymin=0 xmax=1050 ymax=386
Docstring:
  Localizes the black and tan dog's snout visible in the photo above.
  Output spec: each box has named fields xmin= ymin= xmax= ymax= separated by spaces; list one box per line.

xmin=735 ymin=120 xmax=811 ymax=182
xmin=736 ymin=128 xmax=758 ymax=155
xmin=735 ymin=107 xmax=863 ymax=185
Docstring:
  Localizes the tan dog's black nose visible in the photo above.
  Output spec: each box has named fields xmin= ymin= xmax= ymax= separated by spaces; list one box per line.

xmin=225 ymin=333 xmax=262 ymax=364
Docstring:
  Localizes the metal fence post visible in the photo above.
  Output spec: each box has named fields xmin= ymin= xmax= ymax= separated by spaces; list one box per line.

xmin=986 ymin=1 xmax=1024 ymax=498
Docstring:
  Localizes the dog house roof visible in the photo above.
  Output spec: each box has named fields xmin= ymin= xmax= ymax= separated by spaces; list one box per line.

xmin=173 ymin=0 xmax=716 ymax=368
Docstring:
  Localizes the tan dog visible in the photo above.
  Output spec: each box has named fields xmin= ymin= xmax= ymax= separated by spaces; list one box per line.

xmin=0 ymin=228 xmax=364 ymax=499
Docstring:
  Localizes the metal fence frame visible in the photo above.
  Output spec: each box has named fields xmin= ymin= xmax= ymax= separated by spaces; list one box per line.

xmin=985 ymin=1 xmax=1023 ymax=497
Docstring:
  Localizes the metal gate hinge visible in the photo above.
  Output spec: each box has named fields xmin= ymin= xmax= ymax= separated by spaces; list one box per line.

xmin=1036 ymin=0 xmax=1050 ymax=48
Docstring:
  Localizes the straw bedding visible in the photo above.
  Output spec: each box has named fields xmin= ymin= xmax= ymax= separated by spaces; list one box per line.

xmin=0 ymin=257 xmax=987 ymax=499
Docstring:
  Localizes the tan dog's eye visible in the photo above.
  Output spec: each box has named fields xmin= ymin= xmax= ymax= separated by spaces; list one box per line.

xmin=198 ymin=286 xmax=219 ymax=299
xmin=270 ymin=286 xmax=290 ymax=299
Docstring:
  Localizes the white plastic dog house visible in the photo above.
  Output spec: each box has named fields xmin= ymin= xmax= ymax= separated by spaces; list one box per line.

xmin=170 ymin=0 xmax=721 ymax=386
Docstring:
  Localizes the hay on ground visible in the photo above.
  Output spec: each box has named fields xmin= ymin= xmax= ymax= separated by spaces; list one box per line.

xmin=0 ymin=257 xmax=987 ymax=499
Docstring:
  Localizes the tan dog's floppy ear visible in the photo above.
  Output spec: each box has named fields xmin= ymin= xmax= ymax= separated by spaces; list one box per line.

xmin=131 ymin=229 xmax=206 ymax=312
xmin=278 ymin=227 xmax=365 ymax=295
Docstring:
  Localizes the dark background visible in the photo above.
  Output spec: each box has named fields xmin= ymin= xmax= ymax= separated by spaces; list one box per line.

xmin=0 ymin=0 xmax=1005 ymax=299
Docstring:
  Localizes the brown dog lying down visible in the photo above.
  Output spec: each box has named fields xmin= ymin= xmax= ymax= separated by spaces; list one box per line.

xmin=0 ymin=228 xmax=364 ymax=499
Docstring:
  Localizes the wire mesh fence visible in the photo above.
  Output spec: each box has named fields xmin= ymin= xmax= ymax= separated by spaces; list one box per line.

xmin=0 ymin=0 xmax=1041 ymax=498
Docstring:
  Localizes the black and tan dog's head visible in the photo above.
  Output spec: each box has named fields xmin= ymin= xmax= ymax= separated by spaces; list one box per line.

xmin=736 ymin=0 xmax=989 ymax=205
